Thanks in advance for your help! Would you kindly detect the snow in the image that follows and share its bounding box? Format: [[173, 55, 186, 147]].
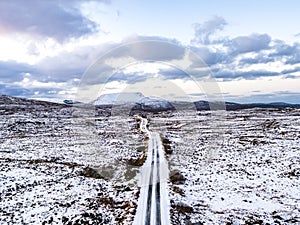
[[92, 92, 145, 105], [92, 92, 174, 111], [133, 118, 170, 225], [138, 97, 174, 110], [1, 94, 299, 224], [0, 95, 144, 224], [151, 109, 300, 224]]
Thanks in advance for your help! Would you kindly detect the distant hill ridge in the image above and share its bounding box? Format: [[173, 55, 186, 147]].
[[1, 94, 300, 111], [89, 92, 300, 110]]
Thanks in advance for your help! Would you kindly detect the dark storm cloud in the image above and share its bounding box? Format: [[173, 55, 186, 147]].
[[0, 0, 106, 42]]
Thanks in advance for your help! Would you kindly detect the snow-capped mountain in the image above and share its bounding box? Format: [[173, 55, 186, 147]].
[[134, 97, 174, 111], [92, 92, 145, 106], [91, 92, 175, 111]]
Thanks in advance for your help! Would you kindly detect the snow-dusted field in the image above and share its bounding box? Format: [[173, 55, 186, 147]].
[[151, 109, 300, 224], [1, 95, 299, 225], [0, 96, 145, 224]]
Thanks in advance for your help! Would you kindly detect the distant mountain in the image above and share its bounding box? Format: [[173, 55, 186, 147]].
[[92, 92, 175, 112], [0, 94, 62, 107], [92, 92, 145, 106], [193, 100, 300, 110], [0, 94, 66, 115], [133, 97, 175, 111], [228, 102, 300, 110], [1, 94, 299, 114], [91, 93, 300, 111]]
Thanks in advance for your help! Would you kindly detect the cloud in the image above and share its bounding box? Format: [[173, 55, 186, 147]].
[[270, 41, 299, 57], [0, 42, 119, 91], [238, 54, 274, 65], [1, 28, 300, 102], [117, 35, 185, 61], [0, 33, 296, 88], [37, 54, 89, 82], [281, 66, 300, 75], [192, 16, 227, 45], [229, 34, 271, 54], [107, 71, 150, 84], [238, 57, 263, 65], [295, 33, 300, 37], [0, 0, 106, 42], [269, 42, 300, 65], [0, 83, 62, 100], [285, 51, 300, 65], [78, 36, 188, 86], [224, 91, 300, 104], [0, 55, 86, 85], [0, 33, 298, 84], [0, 71, 79, 101], [0, 61, 35, 82], [214, 70, 279, 80], [157, 68, 188, 80], [189, 46, 226, 66]]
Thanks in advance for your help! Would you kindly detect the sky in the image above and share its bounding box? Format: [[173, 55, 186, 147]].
[[0, 0, 300, 103]]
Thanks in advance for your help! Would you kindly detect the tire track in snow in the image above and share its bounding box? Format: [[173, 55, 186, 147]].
[[133, 117, 170, 225]]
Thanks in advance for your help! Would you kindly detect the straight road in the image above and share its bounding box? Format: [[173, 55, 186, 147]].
[[133, 117, 170, 225]]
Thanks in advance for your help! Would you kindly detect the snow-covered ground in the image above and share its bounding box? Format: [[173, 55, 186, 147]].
[[1, 95, 299, 224], [151, 109, 300, 224], [0, 96, 146, 224]]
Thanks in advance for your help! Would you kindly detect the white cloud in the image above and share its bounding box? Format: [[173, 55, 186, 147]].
[[192, 16, 228, 45]]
